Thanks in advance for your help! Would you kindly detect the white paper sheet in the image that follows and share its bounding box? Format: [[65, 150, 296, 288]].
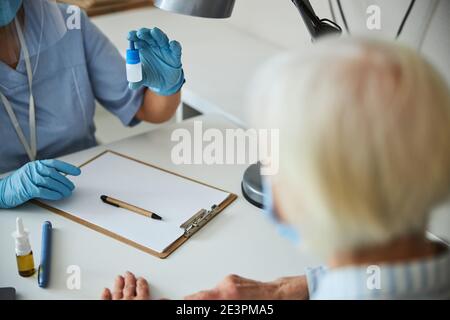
[[43, 151, 231, 253]]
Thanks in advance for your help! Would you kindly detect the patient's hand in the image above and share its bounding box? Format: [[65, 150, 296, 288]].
[[185, 274, 309, 300], [101, 272, 308, 300], [101, 271, 150, 300]]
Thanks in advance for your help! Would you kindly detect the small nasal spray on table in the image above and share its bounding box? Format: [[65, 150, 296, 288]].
[[126, 40, 142, 83], [12, 217, 35, 277]]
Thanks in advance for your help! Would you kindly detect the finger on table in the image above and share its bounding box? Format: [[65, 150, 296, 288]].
[[136, 277, 150, 300], [123, 271, 137, 299], [112, 275, 125, 300], [101, 288, 112, 300]]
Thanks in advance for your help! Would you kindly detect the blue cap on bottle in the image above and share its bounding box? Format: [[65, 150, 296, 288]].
[[126, 41, 140, 65]]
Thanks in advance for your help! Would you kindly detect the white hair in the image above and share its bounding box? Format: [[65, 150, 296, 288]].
[[250, 38, 450, 257]]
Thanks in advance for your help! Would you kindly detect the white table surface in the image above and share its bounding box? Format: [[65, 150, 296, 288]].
[[0, 115, 322, 300], [1, 115, 448, 299]]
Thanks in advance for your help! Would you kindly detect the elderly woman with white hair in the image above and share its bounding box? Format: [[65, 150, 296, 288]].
[[102, 38, 450, 300]]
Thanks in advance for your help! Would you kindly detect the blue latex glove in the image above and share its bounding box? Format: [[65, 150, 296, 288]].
[[0, 160, 81, 209], [127, 27, 185, 96]]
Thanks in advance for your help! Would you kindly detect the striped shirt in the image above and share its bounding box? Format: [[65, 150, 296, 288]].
[[306, 250, 450, 299]]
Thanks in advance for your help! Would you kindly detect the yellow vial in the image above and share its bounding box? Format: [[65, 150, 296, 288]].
[[16, 250, 35, 277], [12, 218, 36, 277]]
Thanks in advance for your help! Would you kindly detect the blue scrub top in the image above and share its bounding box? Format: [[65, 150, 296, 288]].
[[0, 0, 145, 174]]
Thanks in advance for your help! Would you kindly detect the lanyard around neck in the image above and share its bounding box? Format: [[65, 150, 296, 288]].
[[0, 17, 36, 162]]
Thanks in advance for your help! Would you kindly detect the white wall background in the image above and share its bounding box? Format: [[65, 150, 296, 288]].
[[226, 0, 450, 84]]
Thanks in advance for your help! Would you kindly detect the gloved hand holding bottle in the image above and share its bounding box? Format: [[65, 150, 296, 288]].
[[127, 27, 185, 96], [0, 160, 81, 209]]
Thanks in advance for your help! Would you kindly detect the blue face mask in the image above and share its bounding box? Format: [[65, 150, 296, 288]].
[[262, 178, 300, 245], [0, 0, 23, 27]]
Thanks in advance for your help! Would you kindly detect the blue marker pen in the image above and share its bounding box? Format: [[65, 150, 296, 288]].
[[126, 40, 142, 83], [38, 221, 52, 288]]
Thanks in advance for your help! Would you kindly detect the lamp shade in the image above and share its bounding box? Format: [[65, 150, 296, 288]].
[[153, 0, 236, 18]]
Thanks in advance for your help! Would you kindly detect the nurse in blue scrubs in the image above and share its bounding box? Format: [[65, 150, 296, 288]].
[[0, 0, 185, 208]]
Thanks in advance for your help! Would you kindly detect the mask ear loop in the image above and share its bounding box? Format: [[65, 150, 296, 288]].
[[14, 16, 36, 161]]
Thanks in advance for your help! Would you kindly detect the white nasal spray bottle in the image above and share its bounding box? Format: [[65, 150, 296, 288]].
[[12, 217, 35, 277], [126, 40, 142, 83]]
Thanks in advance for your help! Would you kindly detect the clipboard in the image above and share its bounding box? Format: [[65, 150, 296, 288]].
[[34, 150, 237, 259]]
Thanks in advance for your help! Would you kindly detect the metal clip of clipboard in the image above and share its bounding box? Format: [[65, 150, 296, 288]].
[[180, 204, 219, 238]]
